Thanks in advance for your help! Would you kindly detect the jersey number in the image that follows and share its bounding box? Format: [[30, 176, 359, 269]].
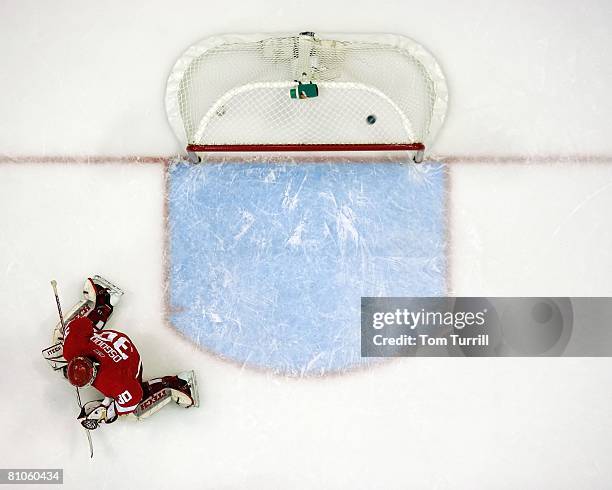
[[117, 390, 133, 404], [94, 331, 131, 360]]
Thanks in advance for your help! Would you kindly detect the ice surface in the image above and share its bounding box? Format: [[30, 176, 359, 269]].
[[2, 160, 612, 490], [1, 1, 612, 488], [167, 162, 446, 375]]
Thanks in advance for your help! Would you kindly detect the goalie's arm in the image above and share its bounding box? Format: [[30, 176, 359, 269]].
[[43, 316, 95, 374]]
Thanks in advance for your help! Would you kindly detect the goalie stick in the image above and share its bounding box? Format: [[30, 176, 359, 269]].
[[50, 280, 66, 335], [50, 280, 94, 459]]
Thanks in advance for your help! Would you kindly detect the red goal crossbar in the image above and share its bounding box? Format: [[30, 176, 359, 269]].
[[187, 143, 425, 153]]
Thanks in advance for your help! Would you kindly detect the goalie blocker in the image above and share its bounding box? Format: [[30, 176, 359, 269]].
[[42, 276, 199, 429]]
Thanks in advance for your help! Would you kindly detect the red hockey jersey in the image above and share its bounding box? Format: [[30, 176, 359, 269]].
[[63, 317, 143, 414]]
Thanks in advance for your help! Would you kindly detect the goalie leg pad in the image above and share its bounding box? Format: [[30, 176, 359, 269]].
[[151, 372, 198, 408], [84, 276, 124, 329], [51, 299, 91, 344], [50, 275, 124, 344], [134, 371, 199, 419], [133, 387, 173, 419]]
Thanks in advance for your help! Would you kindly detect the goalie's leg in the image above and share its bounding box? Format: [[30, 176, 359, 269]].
[[46, 275, 125, 374], [83, 276, 124, 329], [144, 371, 198, 408], [50, 275, 124, 344], [134, 371, 199, 419]]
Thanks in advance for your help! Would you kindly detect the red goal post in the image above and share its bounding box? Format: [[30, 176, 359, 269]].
[[166, 32, 447, 163]]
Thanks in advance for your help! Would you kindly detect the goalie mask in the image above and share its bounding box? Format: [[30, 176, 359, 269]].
[[67, 356, 97, 387]]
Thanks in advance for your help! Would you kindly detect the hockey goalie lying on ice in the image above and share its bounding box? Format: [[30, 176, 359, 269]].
[[42, 276, 199, 430]]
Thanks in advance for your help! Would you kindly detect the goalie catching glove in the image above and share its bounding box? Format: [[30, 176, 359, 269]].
[[78, 398, 118, 430]]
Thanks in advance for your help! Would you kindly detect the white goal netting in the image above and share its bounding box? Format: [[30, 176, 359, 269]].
[[165, 32, 448, 159]]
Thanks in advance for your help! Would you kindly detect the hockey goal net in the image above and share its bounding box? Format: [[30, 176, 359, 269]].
[[165, 32, 448, 163]]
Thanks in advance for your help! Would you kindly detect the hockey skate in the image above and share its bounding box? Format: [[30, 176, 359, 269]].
[[89, 275, 123, 307], [173, 370, 199, 408]]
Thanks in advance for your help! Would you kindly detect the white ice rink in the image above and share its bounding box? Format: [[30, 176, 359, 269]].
[[1, 0, 612, 488]]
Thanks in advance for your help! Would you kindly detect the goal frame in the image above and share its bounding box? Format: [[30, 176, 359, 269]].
[[166, 33, 448, 164]]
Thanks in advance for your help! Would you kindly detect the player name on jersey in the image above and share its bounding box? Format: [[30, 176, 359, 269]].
[[91, 331, 133, 363]]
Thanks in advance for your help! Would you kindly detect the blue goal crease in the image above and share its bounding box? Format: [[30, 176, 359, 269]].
[[166, 161, 447, 375]]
